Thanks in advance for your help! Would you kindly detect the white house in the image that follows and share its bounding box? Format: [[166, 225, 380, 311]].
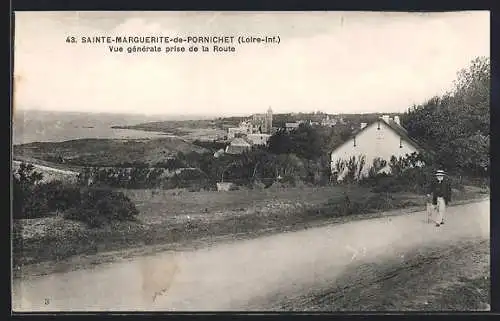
[[225, 137, 252, 154], [227, 121, 253, 139], [321, 115, 337, 127], [285, 122, 302, 131], [213, 148, 225, 158], [330, 115, 424, 181], [247, 133, 271, 146]]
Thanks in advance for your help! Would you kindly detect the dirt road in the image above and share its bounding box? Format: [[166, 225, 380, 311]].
[[12, 200, 489, 312]]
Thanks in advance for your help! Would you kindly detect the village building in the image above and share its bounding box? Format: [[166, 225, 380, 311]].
[[227, 120, 253, 139], [284, 121, 303, 131], [225, 133, 271, 155], [330, 115, 424, 181], [225, 137, 252, 155], [226, 108, 273, 139], [213, 148, 225, 158], [251, 107, 273, 134], [321, 115, 338, 127], [247, 133, 271, 146]]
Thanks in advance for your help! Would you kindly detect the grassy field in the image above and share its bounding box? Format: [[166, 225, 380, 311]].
[[13, 137, 208, 167], [12, 184, 488, 278]]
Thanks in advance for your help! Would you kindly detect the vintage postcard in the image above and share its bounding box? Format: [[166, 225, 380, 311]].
[[11, 11, 490, 312]]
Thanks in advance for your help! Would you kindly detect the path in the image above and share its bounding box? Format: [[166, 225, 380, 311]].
[[12, 200, 489, 311], [12, 160, 78, 176]]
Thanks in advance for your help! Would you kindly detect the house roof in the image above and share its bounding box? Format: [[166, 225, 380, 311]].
[[331, 118, 426, 154], [383, 120, 424, 153], [230, 137, 252, 147], [225, 144, 250, 154]]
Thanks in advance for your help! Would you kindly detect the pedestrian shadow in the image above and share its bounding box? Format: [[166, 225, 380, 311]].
[[419, 219, 437, 225]]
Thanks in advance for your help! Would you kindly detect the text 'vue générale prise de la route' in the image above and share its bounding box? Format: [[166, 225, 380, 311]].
[[66, 35, 281, 54]]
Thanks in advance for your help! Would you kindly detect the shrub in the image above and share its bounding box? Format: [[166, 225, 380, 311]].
[[192, 140, 227, 152], [13, 180, 77, 219], [12, 164, 49, 219], [64, 188, 139, 228], [325, 192, 420, 217], [20, 186, 51, 219], [36, 181, 81, 212], [368, 157, 388, 178], [155, 158, 185, 170], [12, 177, 25, 219], [332, 155, 366, 183], [166, 169, 213, 190]]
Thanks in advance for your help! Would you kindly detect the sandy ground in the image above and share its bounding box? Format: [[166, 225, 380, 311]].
[[11, 200, 489, 312], [12, 160, 79, 183]]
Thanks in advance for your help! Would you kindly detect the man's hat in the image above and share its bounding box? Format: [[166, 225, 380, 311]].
[[435, 169, 446, 176]]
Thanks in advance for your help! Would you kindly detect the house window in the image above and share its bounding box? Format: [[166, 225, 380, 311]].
[[353, 136, 356, 147]]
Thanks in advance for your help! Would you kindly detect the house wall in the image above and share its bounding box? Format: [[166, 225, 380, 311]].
[[330, 121, 420, 180], [252, 114, 269, 133], [247, 134, 270, 145], [228, 127, 251, 139], [225, 139, 252, 154]]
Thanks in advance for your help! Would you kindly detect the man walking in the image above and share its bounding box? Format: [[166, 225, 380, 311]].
[[427, 169, 452, 227]]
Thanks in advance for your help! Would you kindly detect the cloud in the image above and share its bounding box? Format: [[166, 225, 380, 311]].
[[14, 11, 490, 116]]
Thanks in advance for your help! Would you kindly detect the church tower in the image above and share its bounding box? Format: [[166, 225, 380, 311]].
[[266, 107, 273, 134]]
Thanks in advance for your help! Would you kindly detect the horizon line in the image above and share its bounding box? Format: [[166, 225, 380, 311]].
[[13, 107, 407, 118]]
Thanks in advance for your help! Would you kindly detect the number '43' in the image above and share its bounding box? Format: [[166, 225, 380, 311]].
[[66, 36, 77, 44]]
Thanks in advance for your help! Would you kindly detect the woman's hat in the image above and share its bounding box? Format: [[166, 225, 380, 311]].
[[435, 169, 446, 176]]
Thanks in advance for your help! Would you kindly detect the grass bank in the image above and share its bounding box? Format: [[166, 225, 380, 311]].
[[13, 185, 488, 278], [13, 137, 207, 167]]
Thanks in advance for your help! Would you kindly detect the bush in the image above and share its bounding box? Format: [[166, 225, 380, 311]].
[[64, 188, 139, 228], [20, 187, 51, 219], [325, 192, 420, 217], [363, 166, 434, 194], [155, 158, 185, 170], [36, 181, 81, 212], [192, 140, 227, 152], [368, 157, 388, 178], [13, 162, 140, 226], [12, 177, 25, 219], [12, 164, 51, 219]]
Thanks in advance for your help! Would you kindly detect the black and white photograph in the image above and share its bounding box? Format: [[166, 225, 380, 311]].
[[11, 11, 490, 312]]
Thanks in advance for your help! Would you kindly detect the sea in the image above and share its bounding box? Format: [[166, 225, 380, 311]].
[[12, 109, 198, 145]]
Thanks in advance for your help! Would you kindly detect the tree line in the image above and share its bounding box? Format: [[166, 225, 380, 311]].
[[401, 56, 489, 178]]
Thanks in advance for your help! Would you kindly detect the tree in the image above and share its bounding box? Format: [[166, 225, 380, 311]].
[[16, 163, 44, 187], [13, 163, 44, 219], [268, 128, 293, 155], [401, 56, 490, 176], [268, 124, 323, 160], [290, 123, 323, 160]]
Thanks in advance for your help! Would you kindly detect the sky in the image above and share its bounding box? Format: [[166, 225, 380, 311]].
[[13, 11, 490, 117]]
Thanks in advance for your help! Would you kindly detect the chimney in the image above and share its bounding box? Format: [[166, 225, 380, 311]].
[[394, 116, 401, 126], [381, 115, 390, 123], [360, 122, 367, 130]]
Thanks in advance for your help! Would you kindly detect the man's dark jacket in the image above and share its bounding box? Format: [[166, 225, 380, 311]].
[[429, 179, 452, 205]]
